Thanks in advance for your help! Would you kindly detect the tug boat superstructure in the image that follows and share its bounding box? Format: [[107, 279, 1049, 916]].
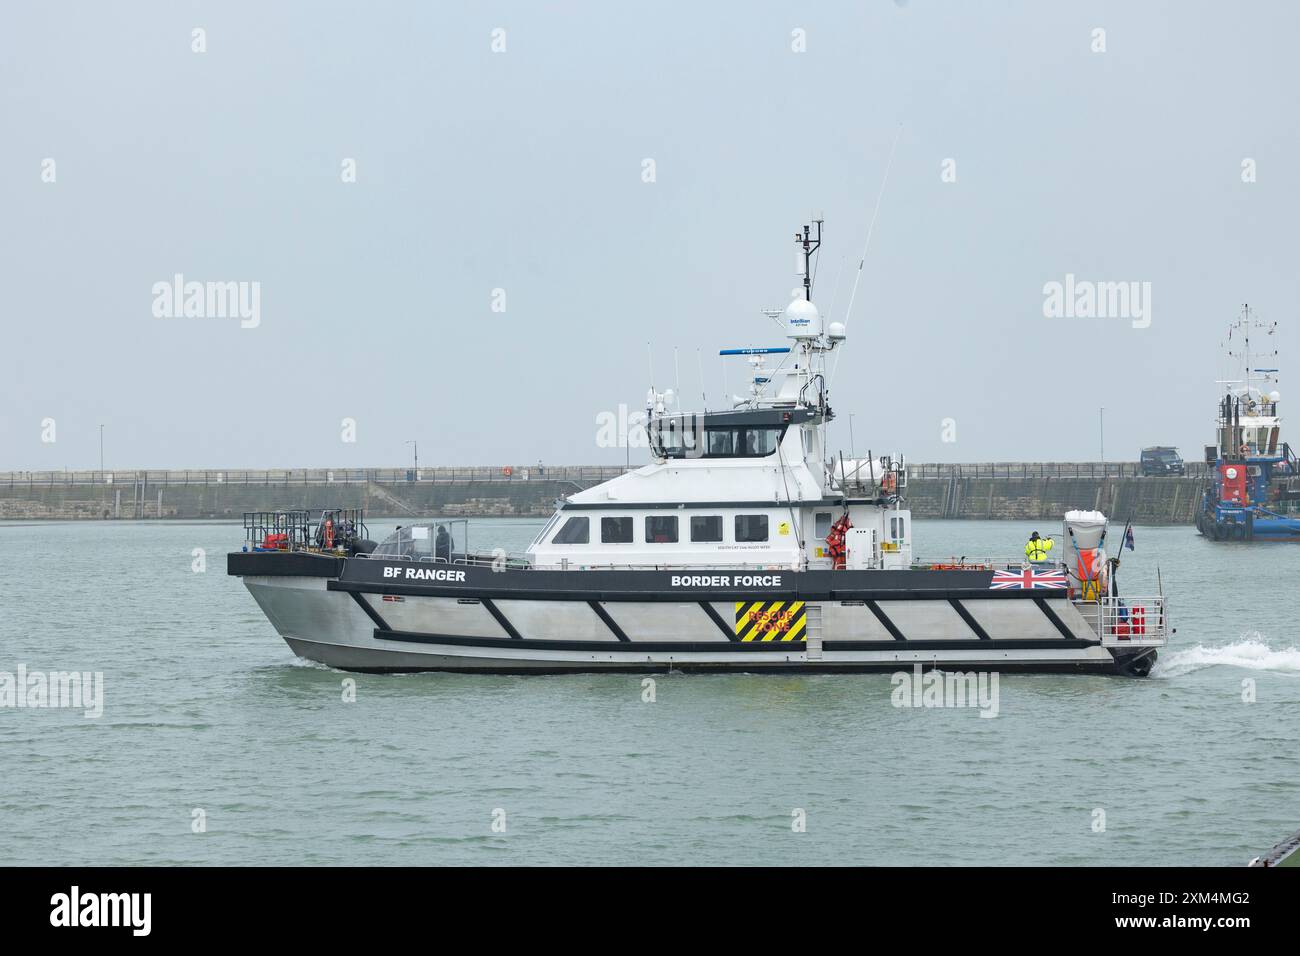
[[1195, 305, 1300, 540], [229, 221, 1168, 675]]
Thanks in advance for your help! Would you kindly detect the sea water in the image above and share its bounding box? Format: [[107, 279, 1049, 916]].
[[0, 519, 1296, 865]]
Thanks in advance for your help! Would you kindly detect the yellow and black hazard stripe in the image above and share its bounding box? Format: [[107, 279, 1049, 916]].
[[734, 600, 806, 642]]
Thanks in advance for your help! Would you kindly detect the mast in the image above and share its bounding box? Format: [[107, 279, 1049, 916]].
[[796, 219, 823, 303], [1243, 303, 1253, 394]]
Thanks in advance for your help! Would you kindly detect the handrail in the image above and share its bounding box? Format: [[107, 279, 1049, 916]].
[[904, 461, 1211, 479], [1, 461, 1218, 486], [0, 465, 638, 487], [1085, 595, 1169, 647]]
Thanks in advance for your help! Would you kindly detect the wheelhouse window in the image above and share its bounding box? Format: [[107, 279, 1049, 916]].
[[531, 512, 562, 548], [890, 516, 906, 540], [648, 417, 699, 458], [735, 514, 769, 542], [552, 516, 589, 544], [649, 415, 785, 460], [743, 428, 779, 456], [601, 516, 634, 543], [645, 515, 679, 543], [703, 427, 780, 458], [814, 512, 832, 538], [706, 429, 734, 456], [690, 515, 723, 542]]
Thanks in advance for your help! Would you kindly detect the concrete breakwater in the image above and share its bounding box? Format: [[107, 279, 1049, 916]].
[[906, 474, 1205, 524], [0, 467, 616, 521], [0, 463, 1208, 524]]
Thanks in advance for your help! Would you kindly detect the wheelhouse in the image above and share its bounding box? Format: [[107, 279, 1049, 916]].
[[647, 408, 819, 459]]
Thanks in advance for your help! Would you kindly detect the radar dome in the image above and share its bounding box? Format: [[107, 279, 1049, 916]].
[[784, 297, 822, 340], [1270, 390, 1281, 402], [827, 321, 846, 341]]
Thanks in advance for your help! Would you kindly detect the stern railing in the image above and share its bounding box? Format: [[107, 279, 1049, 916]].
[[1085, 595, 1168, 647]]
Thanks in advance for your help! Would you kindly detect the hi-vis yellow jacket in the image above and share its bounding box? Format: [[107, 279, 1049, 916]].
[[1025, 537, 1054, 561]]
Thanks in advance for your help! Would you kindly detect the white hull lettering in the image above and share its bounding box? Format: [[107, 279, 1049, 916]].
[[672, 574, 782, 588], [381, 566, 467, 582]]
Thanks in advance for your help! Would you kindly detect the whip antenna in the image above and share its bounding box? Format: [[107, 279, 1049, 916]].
[[831, 124, 903, 385]]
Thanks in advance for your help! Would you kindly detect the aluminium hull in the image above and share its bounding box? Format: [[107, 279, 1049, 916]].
[[233, 554, 1159, 676]]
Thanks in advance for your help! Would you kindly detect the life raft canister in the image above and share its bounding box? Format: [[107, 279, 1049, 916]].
[[323, 517, 335, 549]]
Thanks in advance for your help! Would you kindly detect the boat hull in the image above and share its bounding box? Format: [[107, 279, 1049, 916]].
[[1197, 507, 1300, 540], [233, 554, 1160, 676]]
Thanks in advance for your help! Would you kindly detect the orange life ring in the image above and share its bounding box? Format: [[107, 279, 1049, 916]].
[[502, 466, 513, 477], [323, 517, 335, 549]]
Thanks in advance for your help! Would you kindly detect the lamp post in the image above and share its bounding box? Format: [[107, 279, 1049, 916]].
[[99, 424, 104, 482], [405, 440, 419, 475]]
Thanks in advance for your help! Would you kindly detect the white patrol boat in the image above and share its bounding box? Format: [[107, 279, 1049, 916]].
[[229, 221, 1169, 676]]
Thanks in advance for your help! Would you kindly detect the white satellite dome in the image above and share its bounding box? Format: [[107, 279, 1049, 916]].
[[827, 321, 847, 341], [1270, 390, 1281, 403], [784, 297, 822, 340]]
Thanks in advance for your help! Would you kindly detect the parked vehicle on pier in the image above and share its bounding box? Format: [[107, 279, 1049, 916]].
[[1140, 446, 1185, 476]]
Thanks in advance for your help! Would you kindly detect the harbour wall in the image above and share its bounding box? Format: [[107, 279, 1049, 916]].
[[904, 474, 1204, 524], [0, 464, 1207, 524]]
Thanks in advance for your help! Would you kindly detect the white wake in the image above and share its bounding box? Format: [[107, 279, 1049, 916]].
[[1152, 634, 1300, 678]]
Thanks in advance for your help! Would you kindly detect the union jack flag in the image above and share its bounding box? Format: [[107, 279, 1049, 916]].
[[989, 568, 1068, 590]]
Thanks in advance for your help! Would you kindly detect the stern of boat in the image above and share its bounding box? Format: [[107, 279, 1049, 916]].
[[1073, 594, 1169, 676]]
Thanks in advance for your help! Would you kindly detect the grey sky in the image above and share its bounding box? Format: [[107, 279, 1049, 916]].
[[3, 1, 1298, 470]]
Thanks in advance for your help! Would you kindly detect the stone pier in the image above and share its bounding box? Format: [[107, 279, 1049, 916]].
[[0, 463, 1208, 524]]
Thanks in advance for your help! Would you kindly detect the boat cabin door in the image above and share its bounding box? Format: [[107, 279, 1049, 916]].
[[845, 527, 879, 570], [882, 510, 912, 569]]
